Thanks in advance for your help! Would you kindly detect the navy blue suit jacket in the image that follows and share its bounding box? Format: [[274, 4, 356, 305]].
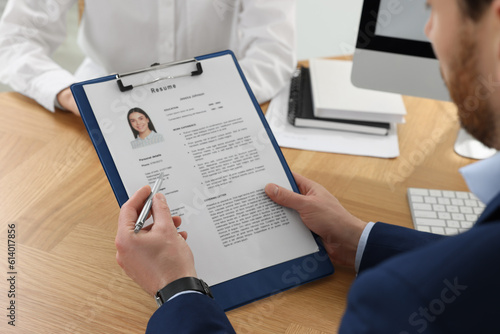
[[146, 193, 500, 333]]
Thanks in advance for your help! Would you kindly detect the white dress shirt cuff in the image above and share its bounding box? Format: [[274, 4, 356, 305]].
[[33, 70, 75, 112], [54, 95, 65, 111], [355, 222, 376, 273], [459, 152, 500, 205], [167, 290, 202, 303]]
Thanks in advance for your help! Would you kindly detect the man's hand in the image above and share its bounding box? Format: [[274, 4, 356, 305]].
[[115, 186, 197, 296], [265, 173, 367, 269], [56, 87, 80, 116]]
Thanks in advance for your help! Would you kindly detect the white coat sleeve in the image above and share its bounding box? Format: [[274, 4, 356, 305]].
[[0, 0, 78, 112], [237, 0, 297, 104]]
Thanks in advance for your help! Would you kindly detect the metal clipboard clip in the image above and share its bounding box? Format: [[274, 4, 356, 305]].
[[116, 58, 203, 92]]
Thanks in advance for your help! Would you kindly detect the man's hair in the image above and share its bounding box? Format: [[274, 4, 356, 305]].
[[460, 0, 493, 21]]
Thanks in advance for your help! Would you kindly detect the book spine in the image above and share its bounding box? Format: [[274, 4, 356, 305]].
[[287, 68, 302, 125]]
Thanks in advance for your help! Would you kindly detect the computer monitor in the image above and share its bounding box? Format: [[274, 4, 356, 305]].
[[351, 0, 496, 159], [351, 0, 449, 101]]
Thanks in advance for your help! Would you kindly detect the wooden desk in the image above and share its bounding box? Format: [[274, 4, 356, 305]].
[[0, 91, 475, 333]]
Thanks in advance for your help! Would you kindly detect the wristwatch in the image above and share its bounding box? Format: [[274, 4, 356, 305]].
[[155, 277, 213, 307]]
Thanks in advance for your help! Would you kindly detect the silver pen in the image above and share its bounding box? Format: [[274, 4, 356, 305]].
[[134, 172, 165, 233]]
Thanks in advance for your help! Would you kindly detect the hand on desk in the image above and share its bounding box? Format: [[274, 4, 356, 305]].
[[56, 87, 80, 116], [115, 186, 197, 296], [265, 173, 367, 269]]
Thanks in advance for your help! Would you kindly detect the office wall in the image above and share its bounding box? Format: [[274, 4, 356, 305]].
[[296, 0, 363, 60]]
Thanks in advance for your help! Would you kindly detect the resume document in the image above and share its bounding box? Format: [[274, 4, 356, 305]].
[[83, 55, 318, 285]]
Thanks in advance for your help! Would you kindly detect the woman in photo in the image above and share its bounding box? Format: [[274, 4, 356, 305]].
[[127, 108, 165, 149]]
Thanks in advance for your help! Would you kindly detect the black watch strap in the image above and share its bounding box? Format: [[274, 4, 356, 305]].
[[155, 277, 213, 307]]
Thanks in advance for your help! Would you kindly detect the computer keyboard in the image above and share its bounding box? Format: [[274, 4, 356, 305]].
[[407, 188, 486, 236]]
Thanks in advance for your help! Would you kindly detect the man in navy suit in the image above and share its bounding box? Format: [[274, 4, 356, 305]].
[[115, 0, 500, 332]]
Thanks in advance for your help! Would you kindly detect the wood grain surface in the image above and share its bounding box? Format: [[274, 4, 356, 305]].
[[0, 85, 475, 333]]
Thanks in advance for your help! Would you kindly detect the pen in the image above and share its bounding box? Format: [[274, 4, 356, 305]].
[[134, 172, 164, 233]]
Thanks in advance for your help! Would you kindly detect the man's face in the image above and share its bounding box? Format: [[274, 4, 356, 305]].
[[425, 0, 500, 149]]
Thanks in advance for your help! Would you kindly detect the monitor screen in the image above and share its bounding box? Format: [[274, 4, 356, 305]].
[[351, 0, 450, 101], [375, 0, 430, 43]]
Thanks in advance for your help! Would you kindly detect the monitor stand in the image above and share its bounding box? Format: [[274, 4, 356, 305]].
[[454, 128, 497, 160]]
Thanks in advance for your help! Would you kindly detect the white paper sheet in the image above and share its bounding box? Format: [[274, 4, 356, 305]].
[[265, 83, 400, 158], [83, 55, 318, 286]]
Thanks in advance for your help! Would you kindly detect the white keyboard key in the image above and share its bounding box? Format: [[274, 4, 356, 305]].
[[459, 206, 473, 214], [413, 203, 433, 211], [411, 195, 424, 203], [452, 213, 465, 221], [417, 226, 431, 232], [461, 221, 473, 229], [445, 227, 460, 235], [451, 198, 465, 206], [416, 218, 446, 227], [438, 212, 452, 220], [442, 191, 456, 198], [424, 196, 437, 204], [447, 220, 460, 228], [414, 210, 438, 219], [456, 192, 469, 199], [429, 190, 442, 197], [409, 188, 429, 196], [465, 214, 478, 222], [446, 205, 459, 213], [438, 197, 451, 205], [433, 204, 446, 212], [469, 193, 479, 200], [431, 226, 446, 235], [473, 207, 484, 215], [464, 199, 478, 207]]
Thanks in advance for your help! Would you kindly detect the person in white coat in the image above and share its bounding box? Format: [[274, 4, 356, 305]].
[[0, 0, 296, 115]]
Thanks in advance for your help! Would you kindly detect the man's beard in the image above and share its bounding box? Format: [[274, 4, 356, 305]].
[[445, 27, 499, 149]]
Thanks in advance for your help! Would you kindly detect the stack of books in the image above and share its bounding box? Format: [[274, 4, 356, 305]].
[[288, 59, 406, 136]]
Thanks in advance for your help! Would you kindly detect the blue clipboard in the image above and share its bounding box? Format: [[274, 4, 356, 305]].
[[71, 50, 334, 311]]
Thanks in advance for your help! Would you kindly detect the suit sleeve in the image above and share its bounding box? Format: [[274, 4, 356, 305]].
[[340, 222, 500, 333], [358, 222, 444, 273], [146, 293, 236, 334]]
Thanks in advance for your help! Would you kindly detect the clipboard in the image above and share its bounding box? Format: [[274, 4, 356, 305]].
[[71, 50, 334, 311]]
